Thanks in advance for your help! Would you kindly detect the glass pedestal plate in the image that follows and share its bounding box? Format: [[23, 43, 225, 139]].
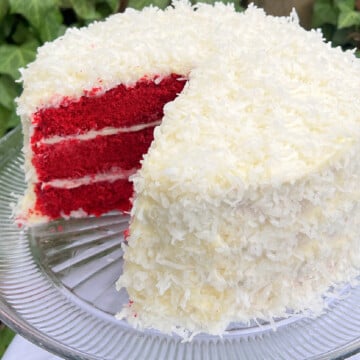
[[1, 127, 360, 360]]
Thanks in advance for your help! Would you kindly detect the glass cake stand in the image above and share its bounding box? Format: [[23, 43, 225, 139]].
[[1, 126, 360, 360]]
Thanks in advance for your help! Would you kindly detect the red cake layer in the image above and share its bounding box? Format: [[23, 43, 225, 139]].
[[29, 74, 188, 221], [31, 74, 186, 142], [32, 127, 155, 182], [34, 179, 133, 219]]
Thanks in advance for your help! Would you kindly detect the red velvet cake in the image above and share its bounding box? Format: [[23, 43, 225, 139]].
[[19, 74, 186, 223], [15, 0, 360, 339]]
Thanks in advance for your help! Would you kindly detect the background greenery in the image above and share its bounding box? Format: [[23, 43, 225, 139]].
[[0, 0, 359, 357], [0, 325, 15, 357], [312, 0, 360, 53]]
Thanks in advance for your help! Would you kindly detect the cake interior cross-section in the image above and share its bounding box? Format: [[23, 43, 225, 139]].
[[25, 74, 186, 222]]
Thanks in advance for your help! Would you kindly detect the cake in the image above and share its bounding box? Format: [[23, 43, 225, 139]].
[[18, 74, 185, 223], [16, 1, 360, 337]]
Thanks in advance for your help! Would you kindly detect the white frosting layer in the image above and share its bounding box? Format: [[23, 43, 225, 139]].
[[17, 0, 360, 336], [42, 168, 136, 189], [40, 121, 161, 145]]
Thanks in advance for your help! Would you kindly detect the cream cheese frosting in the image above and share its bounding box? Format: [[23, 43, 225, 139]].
[[42, 168, 137, 190], [39, 121, 161, 145]]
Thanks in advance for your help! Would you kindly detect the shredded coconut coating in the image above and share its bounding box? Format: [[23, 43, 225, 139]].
[[115, 4, 360, 336], [16, 0, 360, 335]]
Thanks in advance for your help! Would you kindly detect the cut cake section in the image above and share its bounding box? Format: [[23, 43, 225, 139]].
[[16, 1, 232, 225], [18, 74, 186, 224]]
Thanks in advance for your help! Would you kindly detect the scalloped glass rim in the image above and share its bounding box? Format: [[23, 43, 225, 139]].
[[0, 126, 360, 360]]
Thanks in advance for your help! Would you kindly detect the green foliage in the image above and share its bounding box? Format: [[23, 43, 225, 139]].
[[69, 0, 105, 21], [0, 325, 16, 357], [0, 41, 39, 79], [0, 0, 122, 137], [127, 0, 169, 10], [312, 0, 360, 54], [0, 2, 9, 23]]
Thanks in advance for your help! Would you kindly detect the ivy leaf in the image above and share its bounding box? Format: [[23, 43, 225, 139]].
[[0, 107, 20, 135], [0, 105, 13, 137], [334, 0, 355, 12], [58, 0, 72, 7], [312, 0, 339, 27], [0, 0, 9, 22], [9, 0, 63, 43], [0, 75, 19, 110], [96, 2, 114, 18], [0, 14, 17, 41], [127, 0, 170, 10], [0, 40, 39, 80], [9, 0, 58, 29], [12, 20, 36, 44], [338, 10, 360, 28], [6, 109, 20, 128], [103, 0, 121, 12], [39, 9, 65, 42], [70, 0, 101, 20]]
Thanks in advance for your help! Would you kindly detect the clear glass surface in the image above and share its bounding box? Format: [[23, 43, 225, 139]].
[[1, 127, 360, 359]]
